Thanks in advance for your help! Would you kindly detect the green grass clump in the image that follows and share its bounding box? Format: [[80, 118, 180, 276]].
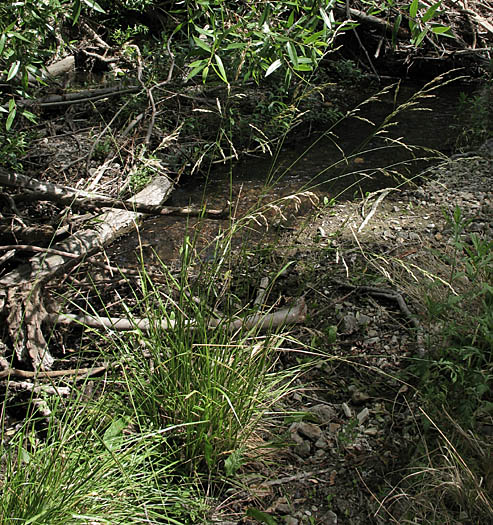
[[0, 393, 201, 524], [105, 238, 292, 477]]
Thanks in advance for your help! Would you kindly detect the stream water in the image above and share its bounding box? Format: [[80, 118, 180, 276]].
[[112, 81, 466, 266]]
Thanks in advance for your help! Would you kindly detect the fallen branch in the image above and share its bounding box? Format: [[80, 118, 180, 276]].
[[50, 297, 307, 333], [2, 170, 227, 218], [333, 279, 418, 329], [14, 84, 140, 109], [0, 365, 107, 380]]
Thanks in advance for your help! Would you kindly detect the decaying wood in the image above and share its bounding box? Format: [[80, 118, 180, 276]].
[[50, 296, 307, 333], [0, 176, 173, 370], [2, 170, 227, 218]]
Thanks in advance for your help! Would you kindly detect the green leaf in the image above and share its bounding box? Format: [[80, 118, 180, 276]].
[[72, 0, 82, 23], [319, 7, 334, 30], [0, 34, 6, 56], [259, 3, 270, 27], [193, 35, 212, 53], [186, 59, 207, 80], [431, 24, 453, 36], [214, 54, 228, 83], [6, 99, 16, 131], [202, 65, 209, 83], [392, 14, 402, 49], [245, 508, 278, 525], [414, 28, 428, 46], [82, 0, 106, 13], [7, 31, 31, 43], [409, 0, 419, 19], [7, 60, 20, 81], [423, 1, 442, 23], [265, 58, 281, 77], [286, 41, 298, 68], [21, 109, 37, 123]]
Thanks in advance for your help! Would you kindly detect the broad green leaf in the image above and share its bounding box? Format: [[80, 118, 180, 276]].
[[304, 30, 326, 45], [214, 54, 228, 83], [423, 1, 442, 23], [194, 25, 214, 37], [259, 3, 270, 26], [265, 58, 281, 77], [225, 42, 247, 50], [7, 60, 20, 81], [286, 41, 298, 68], [414, 28, 428, 46], [287, 10, 294, 27], [293, 63, 313, 71], [7, 31, 31, 43], [409, 0, 419, 19], [431, 24, 453, 36], [193, 36, 212, 53], [103, 416, 130, 451], [82, 0, 106, 13]]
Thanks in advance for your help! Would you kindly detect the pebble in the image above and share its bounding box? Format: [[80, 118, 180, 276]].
[[357, 407, 370, 424], [342, 402, 352, 418]]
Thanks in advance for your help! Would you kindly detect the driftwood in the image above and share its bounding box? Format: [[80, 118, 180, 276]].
[[50, 296, 307, 334], [1, 170, 227, 218], [0, 176, 173, 370]]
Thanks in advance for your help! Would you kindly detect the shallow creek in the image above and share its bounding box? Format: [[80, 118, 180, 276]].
[[112, 82, 465, 266]]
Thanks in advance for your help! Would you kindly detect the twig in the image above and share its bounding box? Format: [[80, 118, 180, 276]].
[[332, 279, 420, 330], [358, 188, 396, 232], [0, 365, 107, 380], [0, 244, 80, 259]]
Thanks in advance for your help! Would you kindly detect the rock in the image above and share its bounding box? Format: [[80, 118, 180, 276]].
[[309, 403, 337, 424], [342, 313, 359, 334], [291, 421, 322, 441], [320, 510, 338, 524], [342, 402, 352, 418], [357, 407, 370, 424], [328, 422, 341, 435], [284, 517, 299, 525], [296, 439, 311, 458]]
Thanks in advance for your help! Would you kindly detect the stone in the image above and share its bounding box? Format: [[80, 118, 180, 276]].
[[292, 421, 322, 441], [309, 403, 337, 424], [357, 407, 370, 424]]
